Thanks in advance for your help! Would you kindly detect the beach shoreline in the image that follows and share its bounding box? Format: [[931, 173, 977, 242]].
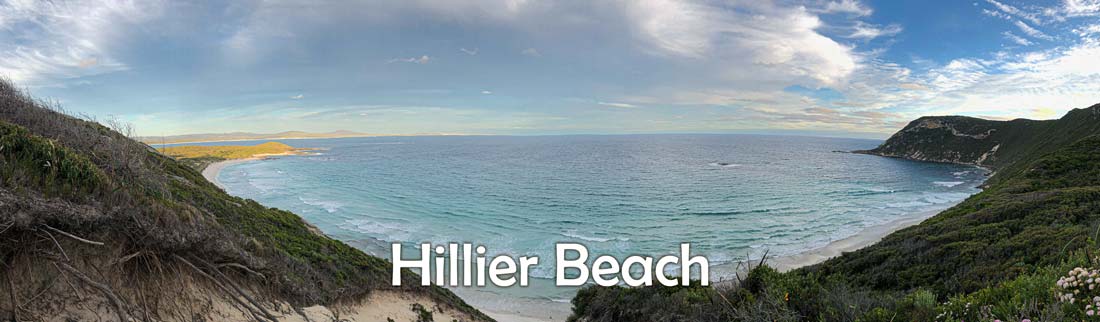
[[202, 158, 258, 189], [201, 152, 303, 189], [768, 208, 945, 272]]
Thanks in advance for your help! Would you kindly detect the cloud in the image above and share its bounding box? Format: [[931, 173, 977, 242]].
[[985, 0, 1043, 25], [1062, 0, 1100, 17], [623, 1, 859, 86], [1014, 20, 1053, 40], [520, 48, 540, 57], [290, 94, 305, 100], [982, 8, 1012, 19], [388, 55, 432, 64], [822, 0, 873, 16], [1002, 31, 1034, 45], [1075, 24, 1100, 36], [27, 0, 1100, 136], [855, 42, 1100, 121], [740, 106, 905, 132], [598, 101, 638, 108], [0, 0, 164, 85], [848, 22, 902, 39]]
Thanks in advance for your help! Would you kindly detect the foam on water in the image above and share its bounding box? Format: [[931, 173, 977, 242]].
[[559, 231, 630, 243], [298, 196, 342, 213], [933, 181, 965, 187]]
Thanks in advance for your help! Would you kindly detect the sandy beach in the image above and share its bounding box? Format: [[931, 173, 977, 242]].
[[768, 208, 943, 272], [202, 158, 257, 189], [202, 150, 303, 187]]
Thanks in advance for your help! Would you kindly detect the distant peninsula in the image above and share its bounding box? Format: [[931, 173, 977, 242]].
[[138, 130, 470, 145]]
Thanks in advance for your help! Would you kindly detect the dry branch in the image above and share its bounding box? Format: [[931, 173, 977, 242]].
[[40, 229, 70, 262], [217, 262, 266, 280], [113, 251, 145, 266], [42, 225, 104, 246]]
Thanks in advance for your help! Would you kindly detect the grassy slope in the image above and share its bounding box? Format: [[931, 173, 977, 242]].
[[0, 82, 489, 320], [569, 104, 1100, 322]]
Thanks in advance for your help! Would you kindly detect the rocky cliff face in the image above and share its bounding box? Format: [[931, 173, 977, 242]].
[[854, 116, 1016, 167], [856, 103, 1100, 174]]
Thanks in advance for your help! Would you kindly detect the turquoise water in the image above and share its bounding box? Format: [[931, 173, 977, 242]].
[[212, 134, 984, 310]]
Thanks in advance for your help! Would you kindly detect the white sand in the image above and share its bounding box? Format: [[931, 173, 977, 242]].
[[201, 152, 302, 189], [768, 208, 942, 272], [202, 158, 259, 189]]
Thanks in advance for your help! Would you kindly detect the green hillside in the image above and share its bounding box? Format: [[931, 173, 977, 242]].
[[0, 81, 489, 320], [569, 103, 1100, 322]]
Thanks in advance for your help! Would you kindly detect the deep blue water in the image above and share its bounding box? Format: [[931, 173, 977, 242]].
[[209, 134, 985, 307]]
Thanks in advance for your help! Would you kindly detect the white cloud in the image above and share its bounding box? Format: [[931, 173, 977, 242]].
[[846, 42, 1100, 122], [1074, 23, 1100, 36], [849, 22, 902, 39], [1062, 0, 1100, 17], [822, 0, 873, 16], [624, 1, 859, 86], [598, 101, 638, 108], [625, 0, 713, 57], [388, 55, 432, 64], [481, 90, 492, 94], [291, 94, 305, 99], [982, 8, 1012, 19], [1014, 20, 1053, 40], [985, 0, 1043, 25], [460, 48, 478, 55], [1002, 31, 1034, 45]]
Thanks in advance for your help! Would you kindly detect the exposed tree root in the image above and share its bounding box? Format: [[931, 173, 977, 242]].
[[55, 261, 130, 322], [173, 254, 275, 322], [199, 258, 278, 321]]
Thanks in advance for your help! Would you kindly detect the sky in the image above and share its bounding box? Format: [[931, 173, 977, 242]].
[[1, 0, 1099, 138]]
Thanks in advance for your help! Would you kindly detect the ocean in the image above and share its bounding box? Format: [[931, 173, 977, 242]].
[[208, 134, 985, 317]]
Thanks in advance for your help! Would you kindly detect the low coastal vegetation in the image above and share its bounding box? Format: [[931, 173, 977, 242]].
[[569, 103, 1100, 322], [159, 141, 303, 160], [0, 80, 490, 320], [158, 141, 308, 171]]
